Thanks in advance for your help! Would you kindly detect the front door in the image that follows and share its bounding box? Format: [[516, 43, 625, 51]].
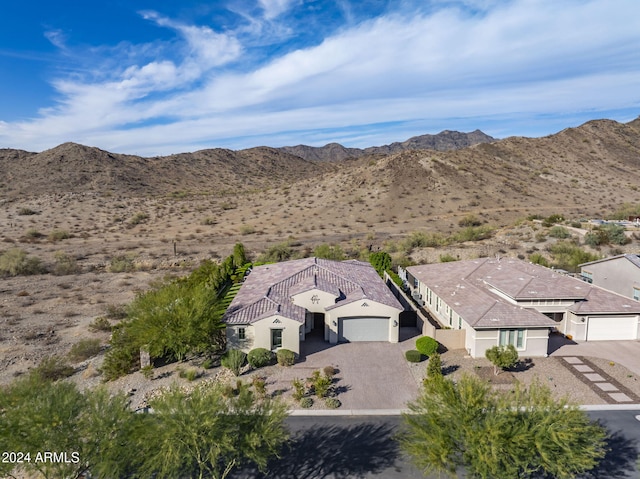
[[271, 329, 283, 349]]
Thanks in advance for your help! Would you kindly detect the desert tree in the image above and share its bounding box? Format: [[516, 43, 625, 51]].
[[485, 344, 518, 375], [136, 381, 288, 479], [399, 374, 607, 479]]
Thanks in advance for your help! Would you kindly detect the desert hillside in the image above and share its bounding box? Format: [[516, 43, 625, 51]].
[[1, 118, 640, 384]]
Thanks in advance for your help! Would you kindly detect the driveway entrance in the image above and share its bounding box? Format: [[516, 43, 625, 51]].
[[292, 328, 421, 409]]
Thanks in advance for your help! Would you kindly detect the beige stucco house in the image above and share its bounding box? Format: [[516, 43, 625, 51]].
[[405, 257, 640, 358], [580, 254, 640, 301], [223, 257, 404, 354]]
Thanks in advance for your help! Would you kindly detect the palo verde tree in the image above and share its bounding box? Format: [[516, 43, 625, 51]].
[[400, 374, 607, 479], [135, 381, 288, 479]]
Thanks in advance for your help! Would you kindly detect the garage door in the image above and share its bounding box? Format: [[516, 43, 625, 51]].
[[587, 316, 638, 341], [338, 316, 389, 342]]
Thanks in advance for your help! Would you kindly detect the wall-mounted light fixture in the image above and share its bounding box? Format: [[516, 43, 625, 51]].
[[393, 320, 398, 327], [332, 320, 337, 326]]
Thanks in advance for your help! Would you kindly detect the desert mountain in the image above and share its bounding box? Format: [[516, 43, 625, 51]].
[[279, 129, 495, 161], [0, 142, 331, 197]]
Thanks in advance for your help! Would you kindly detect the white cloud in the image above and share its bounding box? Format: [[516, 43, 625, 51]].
[[258, 0, 298, 20], [1, 0, 639, 155]]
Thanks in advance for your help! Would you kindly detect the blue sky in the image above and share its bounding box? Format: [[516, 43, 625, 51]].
[[1, 0, 639, 156]]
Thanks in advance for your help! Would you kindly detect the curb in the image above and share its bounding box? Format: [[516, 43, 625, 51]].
[[288, 405, 640, 416]]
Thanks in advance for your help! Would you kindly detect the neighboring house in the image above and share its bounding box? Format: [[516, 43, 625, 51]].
[[223, 257, 404, 354], [406, 257, 640, 358], [579, 254, 640, 301]]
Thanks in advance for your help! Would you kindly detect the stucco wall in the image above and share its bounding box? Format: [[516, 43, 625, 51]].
[[582, 258, 640, 299], [226, 324, 255, 352], [326, 299, 401, 343], [470, 328, 550, 358], [291, 288, 339, 313], [252, 315, 302, 355]]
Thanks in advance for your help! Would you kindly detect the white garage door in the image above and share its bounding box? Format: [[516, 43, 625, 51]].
[[338, 316, 389, 342], [587, 316, 638, 341]]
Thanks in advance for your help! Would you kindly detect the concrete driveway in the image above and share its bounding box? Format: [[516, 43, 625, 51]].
[[282, 328, 421, 410], [549, 334, 640, 376]]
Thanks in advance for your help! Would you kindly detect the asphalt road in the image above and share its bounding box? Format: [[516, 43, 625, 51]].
[[231, 410, 640, 479]]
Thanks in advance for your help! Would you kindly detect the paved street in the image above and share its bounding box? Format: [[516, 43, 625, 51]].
[[231, 410, 640, 479]]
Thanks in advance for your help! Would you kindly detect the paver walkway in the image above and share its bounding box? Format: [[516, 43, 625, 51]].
[[560, 356, 640, 404]]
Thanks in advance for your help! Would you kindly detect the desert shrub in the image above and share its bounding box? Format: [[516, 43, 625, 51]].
[[89, 317, 112, 332], [52, 251, 81, 275], [17, 207, 37, 215], [69, 339, 101, 362], [276, 349, 295, 366], [601, 223, 631, 245], [109, 255, 136, 273], [369, 251, 392, 277], [451, 225, 494, 243], [292, 378, 306, 401], [401, 231, 445, 252], [405, 350, 422, 363], [416, 336, 438, 356], [542, 214, 564, 227], [548, 241, 600, 272], [129, 212, 149, 226], [247, 348, 274, 368], [48, 229, 71, 242], [140, 365, 154, 379], [570, 221, 583, 228], [313, 243, 345, 261], [105, 303, 128, 320], [549, 226, 571, 239], [528, 253, 549, 267], [179, 368, 202, 381], [426, 352, 443, 379], [439, 254, 458, 263], [311, 373, 332, 398], [458, 214, 482, 227], [252, 376, 267, 397], [325, 398, 341, 409], [201, 217, 217, 226], [25, 228, 44, 240], [300, 397, 313, 408], [323, 365, 337, 378], [0, 248, 46, 276], [221, 349, 247, 376], [101, 325, 140, 381], [32, 356, 75, 381], [258, 242, 293, 263], [485, 344, 519, 375]]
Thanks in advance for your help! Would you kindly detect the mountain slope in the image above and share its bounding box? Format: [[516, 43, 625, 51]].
[[280, 129, 495, 161]]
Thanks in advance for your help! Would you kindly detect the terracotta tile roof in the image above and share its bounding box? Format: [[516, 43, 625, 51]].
[[408, 257, 640, 328], [223, 257, 402, 325]]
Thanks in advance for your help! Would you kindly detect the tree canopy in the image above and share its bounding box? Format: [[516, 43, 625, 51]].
[[400, 374, 607, 479]]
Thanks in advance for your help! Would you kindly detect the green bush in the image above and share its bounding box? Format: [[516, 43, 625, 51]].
[[221, 349, 247, 376], [52, 251, 80, 275], [179, 368, 202, 381], [439, 254, 458, 263], [548, 241, 600, 272], [129, 212, 149, 226], [101, 324, 140, 381], [300, 397, 313, 408], [325, 398, 341, 409], [247, 348, 274, 368], [48, 229, 71, 242], [252, 376, 267, 397], [311, 373, 332, 398], [69, 339, 101, 361], [31, 356, 75, 381], [89, 317, 112, 332], [0, 248, 46, 276], [17, 207, 37, 215], [451, 225, 494, 243], [405, 350, 422, 363], [458, 214, 481, 227], [109, 255, 136, 273], [528, 253, 549, 267], [542, 214, 564, 227], [276, 349, 295, 366], [292, 378, 306, 401], [426, 352, 443, 379], [549, 226, 571, 239], [416, 336, 439, 356], [485, 344, 519, 375]]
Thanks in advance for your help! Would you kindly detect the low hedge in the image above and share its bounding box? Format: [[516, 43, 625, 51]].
[[416, 336, 438, 356], [405, 350, 422, 363], [276, 348, 295, 366], [247, 348, 274, 368]]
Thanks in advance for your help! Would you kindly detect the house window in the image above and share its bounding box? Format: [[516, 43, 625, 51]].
[[271, 329, 283, 349], [238, 327, 246, 340], [581, 271, 593, 283], [449, 308, 453, 326], [634, 288, 640, 301], [499, 329, 525, 349], [458, 316, 462, 329]]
